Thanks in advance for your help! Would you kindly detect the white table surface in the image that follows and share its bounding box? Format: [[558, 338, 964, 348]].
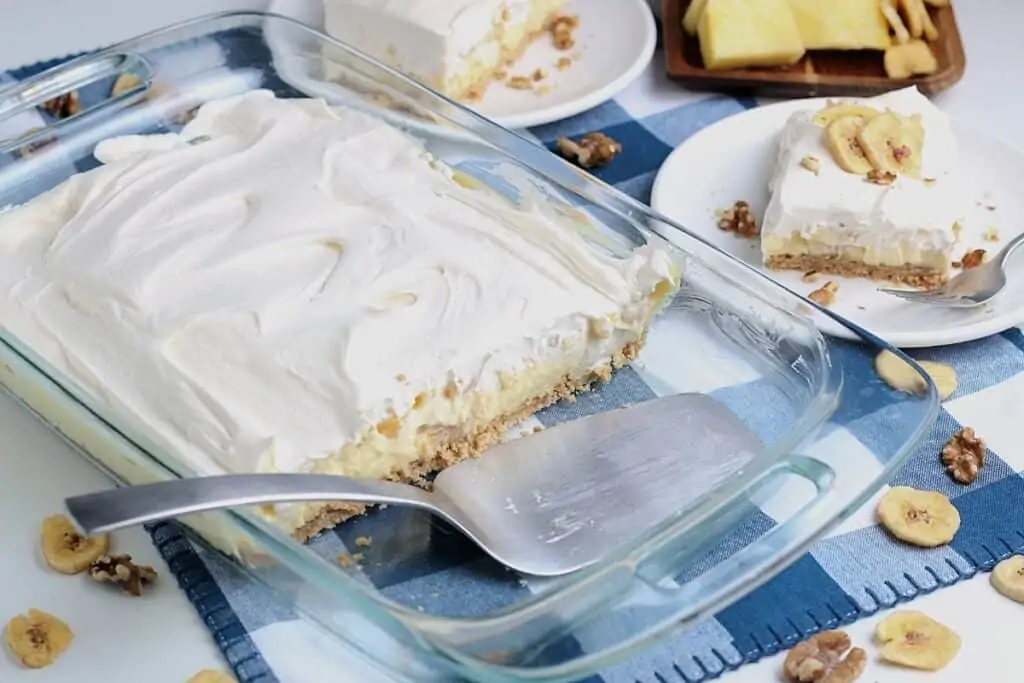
[[0, 1, 1021, 682]]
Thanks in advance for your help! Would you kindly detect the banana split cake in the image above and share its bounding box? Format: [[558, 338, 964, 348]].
[[0, 91, 680, 540], [322, 0, 568, 101], [761, 87, 967, 288]]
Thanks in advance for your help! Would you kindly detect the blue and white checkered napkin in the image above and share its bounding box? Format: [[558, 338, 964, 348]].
[[5, 26, 1024, 683]]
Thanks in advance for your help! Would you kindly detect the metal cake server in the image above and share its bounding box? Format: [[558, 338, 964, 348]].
[[64, 393, 762, 576], [877, 230, 1024, 308]]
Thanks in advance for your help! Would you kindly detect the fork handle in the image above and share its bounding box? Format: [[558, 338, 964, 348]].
[[994, 230, 1024, 268], [64, 474, 437, 535]]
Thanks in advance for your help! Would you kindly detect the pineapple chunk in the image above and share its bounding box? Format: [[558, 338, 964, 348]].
[[698, 0, 805, 71], [787, 0, 892, 50], [683, 0, 711, 35]]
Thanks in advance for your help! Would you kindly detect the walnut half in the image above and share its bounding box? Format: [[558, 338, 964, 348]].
[[555, 132, 622, 169], [40, 91, 80, 119], [941, 427, 985, 484], [783, 630, 866, 682], [89, 554, 158, 596]]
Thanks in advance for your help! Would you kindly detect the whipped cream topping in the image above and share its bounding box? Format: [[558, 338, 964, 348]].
[[323, 0, 555, 91], [0, 90, 676, 477], [762, 87, 967, 268]]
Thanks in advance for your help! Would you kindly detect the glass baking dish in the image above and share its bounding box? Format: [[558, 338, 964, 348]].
[[0, 11, 939, 683]]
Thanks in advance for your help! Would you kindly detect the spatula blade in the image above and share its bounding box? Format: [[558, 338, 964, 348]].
[[434, 392, 763, 575]]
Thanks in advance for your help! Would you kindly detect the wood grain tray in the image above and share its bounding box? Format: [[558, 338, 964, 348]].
[[661, 0, 966, 98]]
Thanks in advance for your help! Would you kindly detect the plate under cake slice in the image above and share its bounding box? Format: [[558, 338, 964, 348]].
[[0, 90, 680, 540], [761, 86, 968, 289], [322, 0, 570, 101]]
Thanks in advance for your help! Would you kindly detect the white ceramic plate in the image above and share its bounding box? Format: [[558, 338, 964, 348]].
[[650, 98, 1024, 349], [267, 0, 657, 130]]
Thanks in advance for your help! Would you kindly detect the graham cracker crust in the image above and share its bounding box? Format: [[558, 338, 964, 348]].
[[766, 253, 946, 289], [291, 339, 642, 542]]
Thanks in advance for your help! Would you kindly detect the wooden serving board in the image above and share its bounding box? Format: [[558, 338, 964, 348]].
[[661, 0, 966, 98]]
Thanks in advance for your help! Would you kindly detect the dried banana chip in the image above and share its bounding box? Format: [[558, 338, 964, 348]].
[[875, 350, 957, 401], [990, 555, 1024, 603], [3, 609, 73, 669], [40, 513, 110, 574], [877, 486, 960, 547], [188, 669, 238, 683], [875, 610, 961, 671], [825, 116, 874, 174], [857, 112, 925, 177]]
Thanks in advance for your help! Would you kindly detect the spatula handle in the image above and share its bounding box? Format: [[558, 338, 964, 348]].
[[64, 473, 437, 535]]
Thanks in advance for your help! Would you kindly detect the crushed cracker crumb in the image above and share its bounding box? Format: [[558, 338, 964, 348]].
[[507, 75, 533, 90], [550, 15, 579, 50], [808, 281, 839, 307]]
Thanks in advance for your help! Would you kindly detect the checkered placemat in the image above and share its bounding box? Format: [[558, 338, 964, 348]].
[[3, 23, 1024, 683]]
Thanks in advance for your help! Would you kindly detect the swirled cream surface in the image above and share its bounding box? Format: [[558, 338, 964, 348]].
[[762, 87, 967, 269], [0, 90, 677, 478]]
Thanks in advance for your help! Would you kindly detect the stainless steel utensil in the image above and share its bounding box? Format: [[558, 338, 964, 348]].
[[64, 392, 762, 576], [877, 231, 1024, 308]]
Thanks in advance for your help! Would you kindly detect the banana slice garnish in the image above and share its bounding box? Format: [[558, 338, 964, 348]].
[[877, 486, 961, 547], [875, 610, 961, 671]]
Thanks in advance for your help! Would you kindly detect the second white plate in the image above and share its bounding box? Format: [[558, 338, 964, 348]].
[[268, 0, 656, 130], [650, 98, 1024, 349]]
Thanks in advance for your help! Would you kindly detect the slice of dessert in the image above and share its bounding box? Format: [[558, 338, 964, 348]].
[[322, 0, 569, 101], [761, 87, 966, 289], [0, 91, 680, 540]]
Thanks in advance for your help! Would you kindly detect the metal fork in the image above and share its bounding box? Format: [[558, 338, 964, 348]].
[[877, 231, 1024, 308]]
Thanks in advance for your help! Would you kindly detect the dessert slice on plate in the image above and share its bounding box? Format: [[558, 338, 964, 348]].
[[761, 86, 967, 289], [0, 90, 680, 540], [322, 0, 569, 101]]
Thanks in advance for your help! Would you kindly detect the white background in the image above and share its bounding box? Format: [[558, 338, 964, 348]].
[[0, 1, 1021, 682]]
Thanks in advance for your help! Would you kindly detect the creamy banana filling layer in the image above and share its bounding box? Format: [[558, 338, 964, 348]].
[[323, 0, 567, 99], [762, 87, 967, 282], [0, 91, 680, 533]]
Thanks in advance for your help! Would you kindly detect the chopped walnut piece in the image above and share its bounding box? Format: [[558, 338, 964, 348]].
[[959, 248, 986, 270], [507, 75, 533, 90], [714, 200, 758, 238], [550, 15, 579, 50], [783, 630, 866, 682], [354, 536, 372, 547], [89, 554, 158, 596], [494, 68, 508, 80], [40, 91, 80, 119], [337, 553, 355, 568], [808, 281, 839, 307], [555, 132, 622, 169], [983, 227, 1000, 242], [555, 56, 573, 70], [531, 68, 546, 82], [941, 427, 985, 484], [866, 169, 897, 185], [800, 155, 821, 175]]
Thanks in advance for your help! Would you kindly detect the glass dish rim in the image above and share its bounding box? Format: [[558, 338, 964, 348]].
[[0, 10, 942, 680]]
